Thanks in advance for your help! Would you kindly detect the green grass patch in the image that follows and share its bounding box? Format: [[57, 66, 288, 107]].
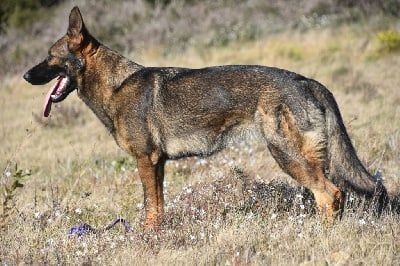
[[370, 29, 400, 59], [377, 30, 400, 52], [277, 44, 304, 61]]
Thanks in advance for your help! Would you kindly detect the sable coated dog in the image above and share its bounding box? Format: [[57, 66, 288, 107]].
[[24, 7, 387, 229]]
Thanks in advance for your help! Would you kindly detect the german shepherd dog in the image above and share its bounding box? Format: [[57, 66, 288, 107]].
[[24, 7, 387, 229]]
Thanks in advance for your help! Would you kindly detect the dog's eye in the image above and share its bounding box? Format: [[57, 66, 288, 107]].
[[47, 55, 57, 62]]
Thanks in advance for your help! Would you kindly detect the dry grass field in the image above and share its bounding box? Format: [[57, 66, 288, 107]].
[[1, 0, 400, 265]]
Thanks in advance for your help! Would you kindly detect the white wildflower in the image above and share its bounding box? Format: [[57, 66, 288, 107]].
[[296, 194, 303, 199], [75, 208, 82, 214], [246, 212, 254, 219]]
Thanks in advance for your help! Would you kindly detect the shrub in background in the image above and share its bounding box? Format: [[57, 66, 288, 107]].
[[377, 30, 400, 53]]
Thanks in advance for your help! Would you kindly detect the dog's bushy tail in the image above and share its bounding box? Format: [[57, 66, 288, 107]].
[[310, 80, 388, 211]]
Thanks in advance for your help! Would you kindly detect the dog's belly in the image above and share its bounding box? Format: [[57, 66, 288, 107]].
[[165, 133, 222, 158], [163, 123, 261, 159]]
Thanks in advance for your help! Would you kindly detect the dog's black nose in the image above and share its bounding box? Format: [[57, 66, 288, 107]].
[[23, 72, 30, 81]]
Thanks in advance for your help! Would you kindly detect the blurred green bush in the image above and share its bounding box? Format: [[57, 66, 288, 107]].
[[0, 0, 62, 33], [377, 30, 400, 53]]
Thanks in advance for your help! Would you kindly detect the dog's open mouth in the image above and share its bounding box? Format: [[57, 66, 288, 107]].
[[43, 76, 72, 117]]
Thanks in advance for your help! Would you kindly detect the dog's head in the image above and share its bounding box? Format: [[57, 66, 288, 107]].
[[23, 6, 97, 117]]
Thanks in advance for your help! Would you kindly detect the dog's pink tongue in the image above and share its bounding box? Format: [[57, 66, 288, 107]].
[[43, 77, 63, 117]]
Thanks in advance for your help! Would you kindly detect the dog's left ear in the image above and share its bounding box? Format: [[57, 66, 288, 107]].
[[67, 6, 87, 50]]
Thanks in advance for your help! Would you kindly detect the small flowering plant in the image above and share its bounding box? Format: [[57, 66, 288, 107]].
[[1, 163, 31, 230]]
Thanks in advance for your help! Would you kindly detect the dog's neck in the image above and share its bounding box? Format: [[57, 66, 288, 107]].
[[77, 44, 143, 135], [87, 45, 142, 90]]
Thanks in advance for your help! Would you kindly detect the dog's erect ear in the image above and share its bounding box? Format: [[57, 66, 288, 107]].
[[67, 6, 86, 49]]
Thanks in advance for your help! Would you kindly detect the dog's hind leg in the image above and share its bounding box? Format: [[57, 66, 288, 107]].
[[137, 154, 166, 230], [257, 103, 343, 222]]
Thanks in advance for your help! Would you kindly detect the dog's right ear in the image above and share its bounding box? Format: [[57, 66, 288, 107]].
[[67, 6, 86, 50]]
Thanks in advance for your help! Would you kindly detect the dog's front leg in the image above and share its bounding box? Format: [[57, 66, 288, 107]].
[[137, 154, 166, 230]]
